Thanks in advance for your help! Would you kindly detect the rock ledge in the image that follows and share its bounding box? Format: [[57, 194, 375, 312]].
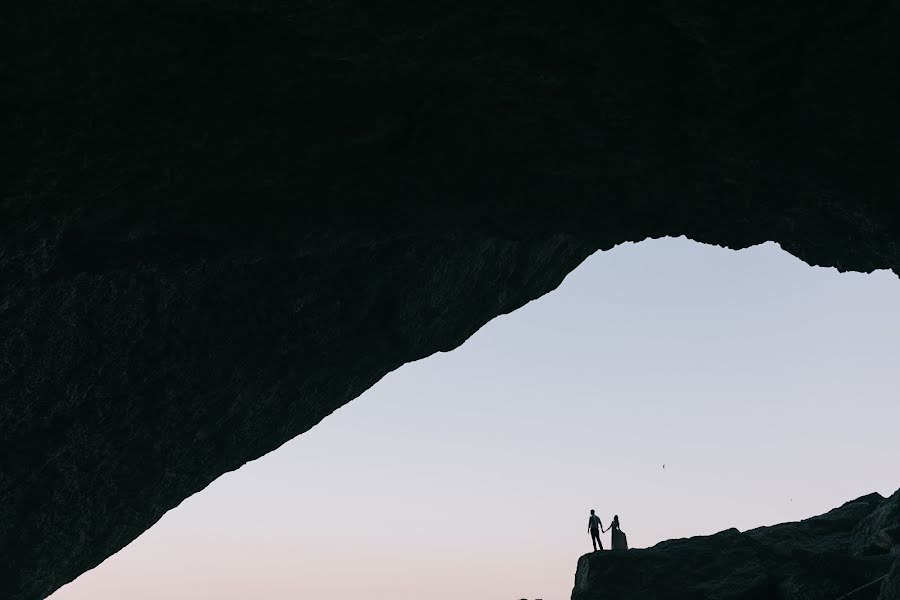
[[573, 490, 900, 600]]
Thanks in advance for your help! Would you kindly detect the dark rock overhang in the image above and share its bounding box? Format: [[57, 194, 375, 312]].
[[2, 1, 899, 598]]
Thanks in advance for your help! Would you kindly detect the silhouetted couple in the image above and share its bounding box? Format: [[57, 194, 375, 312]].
[[587, 510, 628, 551]]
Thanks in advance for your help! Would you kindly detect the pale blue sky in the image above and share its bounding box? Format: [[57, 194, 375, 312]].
[[50, 238, 900, 600]]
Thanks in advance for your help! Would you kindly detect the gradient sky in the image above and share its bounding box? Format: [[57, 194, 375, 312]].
[[49, 238, 900, 600]]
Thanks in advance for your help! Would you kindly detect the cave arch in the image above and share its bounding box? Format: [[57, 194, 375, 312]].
[[3, 1, 900, 598], [43, 239, 900, 600]]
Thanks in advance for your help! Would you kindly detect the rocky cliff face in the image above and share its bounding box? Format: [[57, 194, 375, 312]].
[[3, 1, 900, 599], [572, 489, 900, 600]]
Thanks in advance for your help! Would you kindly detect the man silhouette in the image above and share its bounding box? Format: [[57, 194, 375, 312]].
[[588, 509, 604, 551]]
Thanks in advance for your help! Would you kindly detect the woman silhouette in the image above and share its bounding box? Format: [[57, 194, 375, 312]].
[[606, 515, 628, 550]]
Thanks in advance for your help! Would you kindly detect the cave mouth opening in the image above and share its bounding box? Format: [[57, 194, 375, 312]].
[[47, 237, 900, 600]]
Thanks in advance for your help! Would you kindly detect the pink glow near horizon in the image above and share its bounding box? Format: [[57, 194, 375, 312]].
[[49, 238, 900, 600]]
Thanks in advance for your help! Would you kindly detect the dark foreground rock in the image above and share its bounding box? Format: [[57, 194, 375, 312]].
[[880, 559, 900, 600], [572, 489, 900, 600], [854, 487, 900, 558]]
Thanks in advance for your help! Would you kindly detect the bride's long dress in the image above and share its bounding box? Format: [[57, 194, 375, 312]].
[[611, 521, 628, 550]]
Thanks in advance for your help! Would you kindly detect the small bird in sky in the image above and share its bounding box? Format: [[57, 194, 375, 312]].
[[662, 464, 666, 470]]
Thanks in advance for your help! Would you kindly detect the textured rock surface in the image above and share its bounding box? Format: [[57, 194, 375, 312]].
[[854, 488, 900, 557], [880, 558, 900, 600], [572, 491, 899, 600], [3, 1, 900, 599]]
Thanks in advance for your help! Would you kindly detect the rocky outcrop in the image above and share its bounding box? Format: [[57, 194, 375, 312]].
[[572, 490, 900, 600], [880, 559, 900, 600], [3, 1, 900, 598], [853, 486, 900, 557]]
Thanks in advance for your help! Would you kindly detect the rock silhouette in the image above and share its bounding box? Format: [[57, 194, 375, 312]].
[[4, 1, 900, 598], [879, 560, 900, 600], [572, 489, 900, 600], [852, 487, 900, 558]]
